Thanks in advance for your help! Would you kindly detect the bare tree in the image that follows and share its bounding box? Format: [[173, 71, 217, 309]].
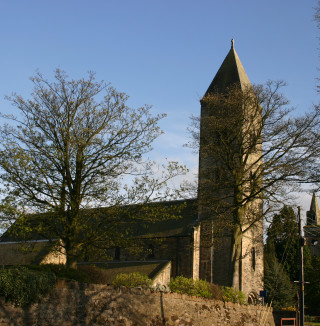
[[0, 69, 186, 267], [315, 1, 320, 93]]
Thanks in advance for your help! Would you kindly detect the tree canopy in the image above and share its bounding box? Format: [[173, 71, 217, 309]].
[[264, 250, 297, 310], [305, 255, 320, 315], [0, 69, 186, 266], [265, 206, 301, 281], [264, 206, 318, 312]]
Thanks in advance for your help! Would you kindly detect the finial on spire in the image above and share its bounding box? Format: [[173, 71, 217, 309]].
[[231, 38, 235, 49]]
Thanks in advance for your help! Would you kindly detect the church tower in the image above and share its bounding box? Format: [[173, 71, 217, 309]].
[[305, 193, 320, 256], [198, 40, 264, 299], [307, 192, 320, 226]]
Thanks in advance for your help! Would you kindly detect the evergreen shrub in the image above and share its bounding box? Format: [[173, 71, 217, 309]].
[[0, 267, 56, 307], [112, 272, 152, 288]]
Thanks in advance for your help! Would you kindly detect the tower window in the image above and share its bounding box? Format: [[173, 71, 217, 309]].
[[251, 247, 256, 271], [114, 246, 120, 260]]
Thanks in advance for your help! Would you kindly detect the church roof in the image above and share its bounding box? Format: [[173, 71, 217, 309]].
[[0, 199, 198, 266], [0, 198, 198, 243], [204, 39, 251, 96]]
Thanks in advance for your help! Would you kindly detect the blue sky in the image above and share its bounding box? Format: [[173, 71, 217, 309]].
[[0, 0, 318, 210]]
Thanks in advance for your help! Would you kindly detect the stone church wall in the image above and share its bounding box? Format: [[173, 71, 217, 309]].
[[153, 236, 194, 277], [0, 280, 276, 326]]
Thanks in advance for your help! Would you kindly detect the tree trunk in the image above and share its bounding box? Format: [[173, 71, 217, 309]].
[[230, 225, 242, 290], [66, 257, 78, 269], [65, 239, 78, 269]]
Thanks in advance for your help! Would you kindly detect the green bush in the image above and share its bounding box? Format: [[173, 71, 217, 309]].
[[169, 276, 221, 299], [221, 286, 246, 304], [169, 276, 195, 295], [168, 277, 245, 303], [193, 279, 214, 298], [112, 272, 152, 288], [0, 267, 56, 307]]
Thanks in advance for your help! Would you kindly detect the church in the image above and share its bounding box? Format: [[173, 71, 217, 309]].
[[0, 41, 264, 301]]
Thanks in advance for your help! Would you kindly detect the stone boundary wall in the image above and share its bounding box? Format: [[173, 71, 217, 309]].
[[0, 280, 275, 326]]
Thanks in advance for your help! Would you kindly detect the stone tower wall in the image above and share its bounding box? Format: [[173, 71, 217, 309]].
[[241, 223, 264, 297], [197, 44, 264, 297]]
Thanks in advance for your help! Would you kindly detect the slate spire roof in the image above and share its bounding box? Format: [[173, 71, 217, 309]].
[[204, 39, 251, 96], [307, 192, 320, 226]]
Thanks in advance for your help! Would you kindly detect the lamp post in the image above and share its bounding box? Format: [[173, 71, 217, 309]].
[[298, 206, 305, 326]]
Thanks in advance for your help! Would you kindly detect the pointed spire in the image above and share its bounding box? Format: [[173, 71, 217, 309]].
[[307, 192, 320, 225], [204, 39, 251, 97]]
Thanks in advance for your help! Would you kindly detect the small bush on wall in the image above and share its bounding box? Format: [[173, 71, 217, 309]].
[[169, 276, 223, 299], [0, 267, 56, 307], [169, 276, 195, 296], [112, 272, 152, 288], [221, 286, 246, 304], [169, 277, 246, 304]]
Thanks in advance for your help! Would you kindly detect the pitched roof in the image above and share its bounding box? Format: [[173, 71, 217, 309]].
[[204, 39, 251, 96]]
